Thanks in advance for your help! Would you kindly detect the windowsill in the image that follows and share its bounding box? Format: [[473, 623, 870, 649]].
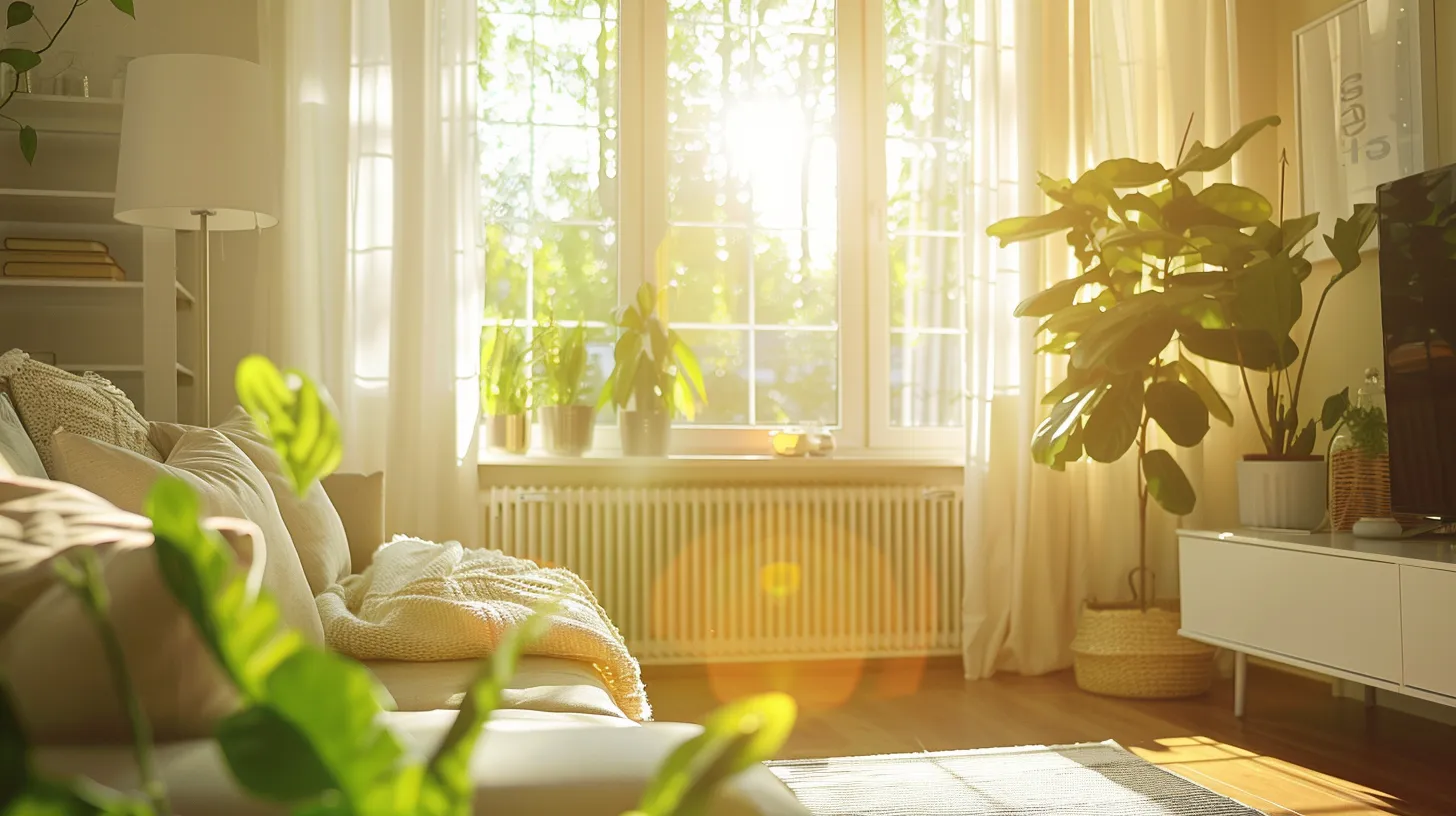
[[479, 449, 964, 468]]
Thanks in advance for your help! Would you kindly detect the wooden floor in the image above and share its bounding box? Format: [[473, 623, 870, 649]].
[[642, 659, 1456, 815]]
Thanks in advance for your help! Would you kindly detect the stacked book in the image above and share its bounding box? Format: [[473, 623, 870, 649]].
[[2, 238, 124, 280]]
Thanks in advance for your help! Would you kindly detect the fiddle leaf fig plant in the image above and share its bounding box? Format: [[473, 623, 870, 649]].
[[600, 281, 707, 421], [989, 115, 1283, 607]]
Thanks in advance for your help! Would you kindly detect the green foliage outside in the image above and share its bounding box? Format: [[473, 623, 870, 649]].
[[989, 115, 1374, 607], [2, 0, 135, 164], [0, 357, 794, 816], [537, 311, 592, 407]]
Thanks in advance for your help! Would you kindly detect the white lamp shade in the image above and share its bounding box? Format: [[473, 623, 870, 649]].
[[114, 54, 278, 231]]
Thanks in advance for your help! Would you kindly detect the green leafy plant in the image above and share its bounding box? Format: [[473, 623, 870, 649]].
[[481, 322, 537, 416], [600, 282, 707, 421], [1, 0, 135, 164], [1, 357, 794, 816], [538, 311, 591, 407], [1320, 387, 1388, 460], [235, 355, 344, 497]]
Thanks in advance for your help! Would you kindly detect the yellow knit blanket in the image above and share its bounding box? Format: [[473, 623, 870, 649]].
[[317, 538, 650, 721]]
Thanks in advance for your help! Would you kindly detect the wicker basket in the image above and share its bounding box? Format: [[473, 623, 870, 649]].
[[1070, 601, 1215, 699]]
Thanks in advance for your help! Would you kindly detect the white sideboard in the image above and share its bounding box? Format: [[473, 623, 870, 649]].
[[1178, 529, 1456, 716]]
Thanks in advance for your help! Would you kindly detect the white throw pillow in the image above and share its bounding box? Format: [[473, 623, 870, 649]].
[[0, 475, 261, 743], [50, 428, 324, 645], [151, 408, 352, 595], [0, 349, 161, 476], [0, 392, 46, 479]]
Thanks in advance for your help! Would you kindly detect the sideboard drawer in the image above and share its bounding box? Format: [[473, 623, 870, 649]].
[[1401, 566, 1456, 699], [1179, 536, 1402, 681]]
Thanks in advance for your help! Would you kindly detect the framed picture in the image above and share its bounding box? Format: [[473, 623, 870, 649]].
[[1294, 0, 1439, 258]]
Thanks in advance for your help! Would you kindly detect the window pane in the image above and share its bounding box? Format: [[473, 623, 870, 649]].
[[479, 1, 619, 417], [665, 0, 838, 427], [890, 331, 964, 428], [885, 0, 973, 427]]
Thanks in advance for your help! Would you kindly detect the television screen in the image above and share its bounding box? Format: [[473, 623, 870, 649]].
[[1377, 164, 1456, 519]]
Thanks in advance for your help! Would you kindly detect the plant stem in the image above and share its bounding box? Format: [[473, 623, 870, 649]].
[[60, 552, 171, 815], [1228, 337, 1274, 451], [1290, 280, 1336, 431], [1136, 411, 1151, 612]]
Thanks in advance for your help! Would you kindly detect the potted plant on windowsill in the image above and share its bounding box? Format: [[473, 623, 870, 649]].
[[482, 322, 535, 455], [600, 282, 707, 457], [988, 115, 1291, 698], [538, 312, 596, 456]]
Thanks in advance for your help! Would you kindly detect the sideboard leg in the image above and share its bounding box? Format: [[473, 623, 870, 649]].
[[1233, 651, 1247, 718], [1364, 684, 1378, 708]]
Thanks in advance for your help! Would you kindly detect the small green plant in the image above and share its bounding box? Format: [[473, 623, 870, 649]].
[[538, 311, 591, 407], [1, 0, 135, 164], [600, 282, 707, 420], [1, 356, 792, 816], [1320, 387, 1388, 460], [481, 322, 536, 416]]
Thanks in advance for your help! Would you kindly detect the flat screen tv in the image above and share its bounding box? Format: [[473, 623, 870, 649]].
[[1377, 164, 1456, 520]]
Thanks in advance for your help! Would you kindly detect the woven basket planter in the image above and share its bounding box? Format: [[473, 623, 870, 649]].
[[1070, 601, 1215, 699]]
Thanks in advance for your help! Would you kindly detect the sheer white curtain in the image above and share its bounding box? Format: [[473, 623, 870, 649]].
[[258, 0, 483, 545], [963, 0, 1244, 678]]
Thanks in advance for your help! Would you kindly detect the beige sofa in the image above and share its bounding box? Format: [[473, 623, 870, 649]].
[[16, 472, 806, 815]]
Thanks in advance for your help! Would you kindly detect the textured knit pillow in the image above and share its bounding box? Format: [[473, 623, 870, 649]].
[[50, 428, 324, 645], [0, 393, 46, 479], [0, 349, 161, 475], [151, 408, 351, 595], [0, 475, 263, 743]]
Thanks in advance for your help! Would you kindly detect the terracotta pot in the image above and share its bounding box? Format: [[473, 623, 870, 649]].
[[621, 409, 671, 456], [1237, 455, 1326, 530], [485, 413, 530, 455], [540, 405, 595, 456]]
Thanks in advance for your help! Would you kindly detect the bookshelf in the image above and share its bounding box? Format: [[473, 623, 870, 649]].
[[0, 94, 197, 423]]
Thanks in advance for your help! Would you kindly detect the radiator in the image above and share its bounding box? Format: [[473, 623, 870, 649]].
[[483, 485, 964, 664]]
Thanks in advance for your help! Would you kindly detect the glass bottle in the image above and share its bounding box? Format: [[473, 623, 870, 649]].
[[1329, 368, 1389, 529], [56, 53, 89, 98]]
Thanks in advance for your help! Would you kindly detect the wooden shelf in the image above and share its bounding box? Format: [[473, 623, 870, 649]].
[[0, 277, 138, 290], [175, 363, 194, 380], [0, 94, 123, 135], [0, 189, 119, 224], [174, 280, 195, 306], [59, 362, 196, 381]]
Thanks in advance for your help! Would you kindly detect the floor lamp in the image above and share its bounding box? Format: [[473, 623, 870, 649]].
[[114, 54, 278, 426]]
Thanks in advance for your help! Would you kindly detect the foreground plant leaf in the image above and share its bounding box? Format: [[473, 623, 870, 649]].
[[1143, 449, 1196, 516], [632, 693, 797, 816], [235, 355, 343, 496]]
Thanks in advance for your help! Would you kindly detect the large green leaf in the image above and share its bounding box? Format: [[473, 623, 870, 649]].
[[235, 356, 343, 497], [987, 207, 1083, 246], [1186, 224, 1262, 267], [1037, 302, 1104, 336], [1326, 202, 1378, 283], [1231, 255, 1302, 340], [1013, 270, 1100, 318], [1083, 375, 1144, 463], [216, 707, 337, 803], [109, 0, 135, 17], [1181, 325, 1299, 371], [1142, 449, 1196, 515], [1321, 388, 1351, 432], [1100, 228, 1191, 260], [1176, 354, 1234, 426], [1088, 158, 1168, 188], [1290, 419, 1317, 457], [1070, 292, 1187, 373], [1195, 184, 1272, 226], [1276, 213, 1321, 252], [1145, 380, 1210, 447], [633, 693, 797, 816], [18, 126, 36, 166], [1031, 386, 1103, 466], [1169, 115, 1280, 178], [0, 47, 38, 73]]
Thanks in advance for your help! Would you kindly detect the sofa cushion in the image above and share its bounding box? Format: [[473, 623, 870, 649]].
[[0, 476, 264, 744], [34, 715, 809, 815], [0, 393, 46, 479], [151, 408, 351, 595], [50, 428, 324, 644], [365, 656, 629, 720], [0, 349, 161, 476]]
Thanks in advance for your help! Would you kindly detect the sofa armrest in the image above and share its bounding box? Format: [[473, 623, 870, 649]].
[[321, 472, 385, 572]]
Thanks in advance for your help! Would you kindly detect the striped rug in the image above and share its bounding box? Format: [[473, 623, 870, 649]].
[[767, 740, 1265, 815]]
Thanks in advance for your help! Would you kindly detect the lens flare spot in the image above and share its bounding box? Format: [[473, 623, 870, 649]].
[[761, 562, 802, 598]]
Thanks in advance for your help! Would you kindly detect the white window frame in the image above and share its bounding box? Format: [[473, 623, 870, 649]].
[[486, 0, 969, 457]]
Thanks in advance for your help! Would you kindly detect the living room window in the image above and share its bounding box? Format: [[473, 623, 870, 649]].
[[479, 0, 1015, 453]]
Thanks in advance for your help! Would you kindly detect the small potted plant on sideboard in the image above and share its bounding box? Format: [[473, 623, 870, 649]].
[[537, 312, 596, 456], [599, 282, 706, 456]]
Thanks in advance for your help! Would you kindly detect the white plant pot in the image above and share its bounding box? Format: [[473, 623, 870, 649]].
[[1237, 457, 1327, 530]]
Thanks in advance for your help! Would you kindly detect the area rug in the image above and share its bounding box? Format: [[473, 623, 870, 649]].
[[766, 740, 1266, 815]]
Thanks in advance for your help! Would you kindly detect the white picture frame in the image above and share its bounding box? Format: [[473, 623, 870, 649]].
[[1293, 0, 1439, 260]]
